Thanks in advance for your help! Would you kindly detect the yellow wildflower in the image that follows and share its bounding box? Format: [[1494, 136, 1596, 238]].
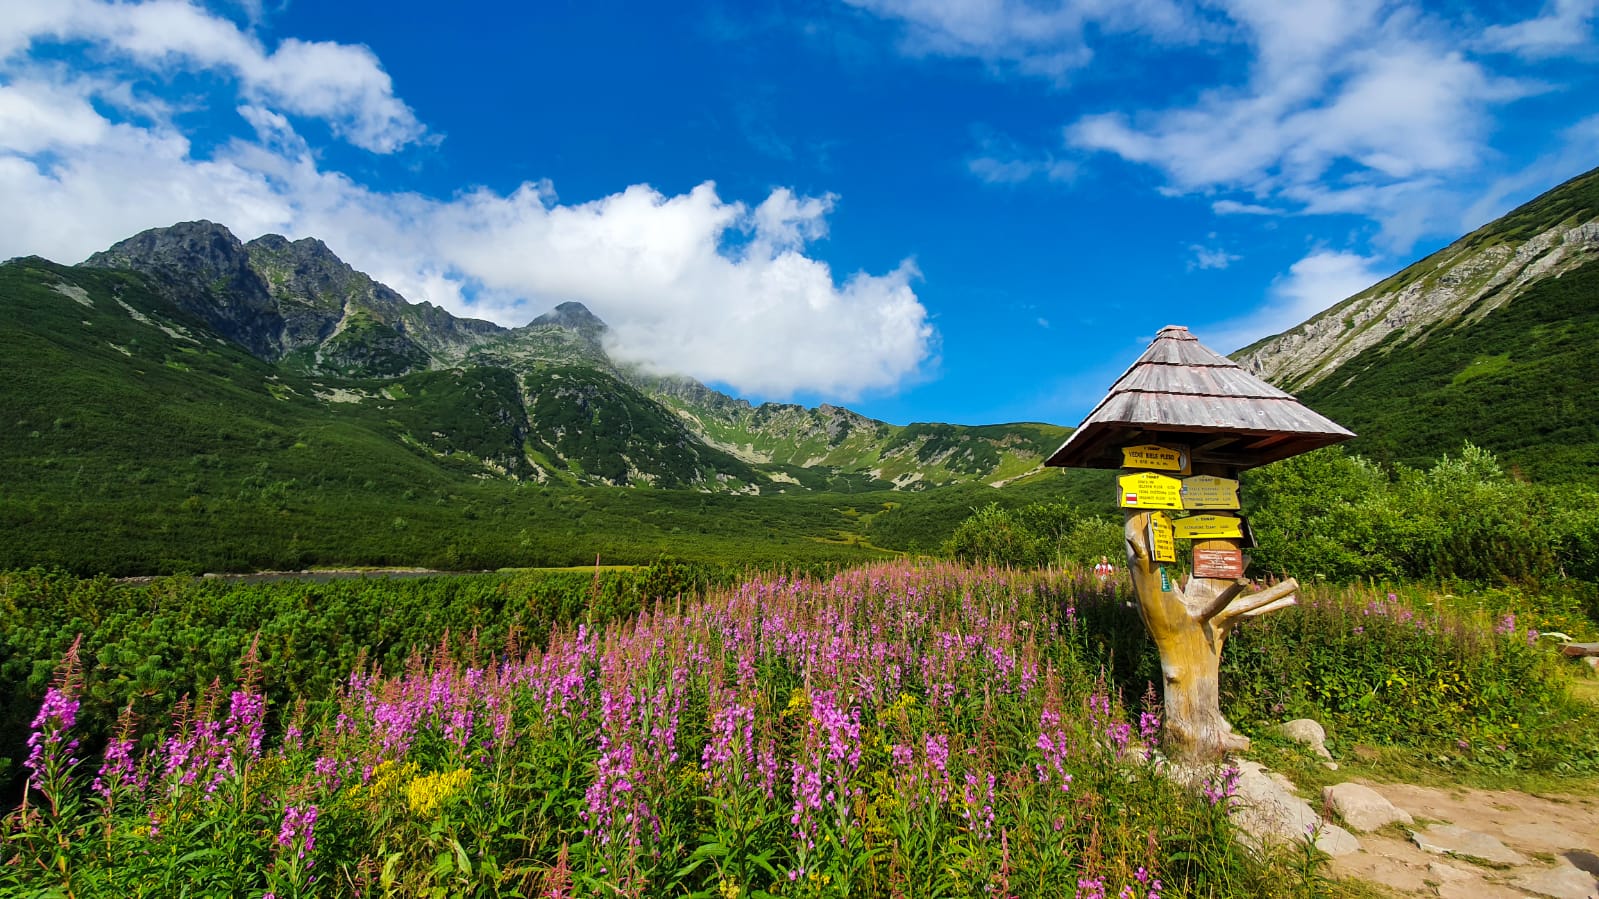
[[406, 767, 473, 817]]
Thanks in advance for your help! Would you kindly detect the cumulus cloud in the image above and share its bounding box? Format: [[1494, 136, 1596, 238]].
[[1, 0, 426, 152], [1204, 250, 1387, 352], [0, 50, 933, 401]]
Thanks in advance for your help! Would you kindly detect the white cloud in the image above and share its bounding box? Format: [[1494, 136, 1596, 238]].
[[1188, 244, 1239, 270], [1211, 199, 1279, 216], [1065, 2, 1528, 250], [967, 153, 1075, 184], [1, 0, 426, 152], [0, 63, 934, 401], [843, 0, 1197, 81], [1204, 250, 1386, 351], [965, 126, 1076, 184], [1479, 0, 1599, 59]]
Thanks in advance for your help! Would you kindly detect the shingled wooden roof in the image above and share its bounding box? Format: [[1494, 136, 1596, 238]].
[[1046, 325, 1354, 470]]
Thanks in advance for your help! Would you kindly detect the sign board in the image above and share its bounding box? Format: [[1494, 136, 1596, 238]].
[[1118, 472, 1183, 509], [1172, 513, 1246, 540], [1147, 511, 1177, 563], [1158, 566, 1173, 592], [1180, 475, 1241, 510], [1121, 444, 1190, 474], [1193, 547, 1246, 579]]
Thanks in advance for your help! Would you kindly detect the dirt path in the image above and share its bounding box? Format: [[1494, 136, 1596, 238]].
[[1328, 781, 1599, 897]]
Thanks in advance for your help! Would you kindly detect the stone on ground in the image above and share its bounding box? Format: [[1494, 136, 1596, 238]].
[[1411, 824, 1529, 867], [1229, 761, 1360, 856], [1273, 718, 1334, 760], [1510, 861, 1599, 899], [1324, 782, 1414, 832]]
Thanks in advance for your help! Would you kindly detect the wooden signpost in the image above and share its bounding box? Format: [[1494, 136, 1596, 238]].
[[1180, 475, 1240, 510], [1045, 325, 1354, 762], [1117, 472, 1183, 509], [1121, 444, 1190, 473], [1147, 511, 1177, 563]]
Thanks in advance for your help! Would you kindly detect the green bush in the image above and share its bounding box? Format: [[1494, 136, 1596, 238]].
[[1246, 444, 1594, 590]]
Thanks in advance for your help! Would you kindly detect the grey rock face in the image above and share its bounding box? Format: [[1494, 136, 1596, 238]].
[[82, 221, 504, 374], [1510, 861, 1599, 899], [1228, 760, 1362, 857], [84, 220, 284, 359], [1274, 718, 1334, 760]]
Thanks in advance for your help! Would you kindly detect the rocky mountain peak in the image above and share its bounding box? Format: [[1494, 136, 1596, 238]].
[[82, 220, 283, 358], [85, 220, 248, 274], [529, 301, 608, 340]]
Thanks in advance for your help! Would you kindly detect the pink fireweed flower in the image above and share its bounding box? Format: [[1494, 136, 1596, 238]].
[[960, 769, 997, 840], [277, 804, 319, 862], [92, 734, 138, 799], [701, 692, 756, 792], [25, 684, 82, 796], [1035, 708, 1073, 794], [1202, 765, 1241, 807], [313, 756, 341, 791]]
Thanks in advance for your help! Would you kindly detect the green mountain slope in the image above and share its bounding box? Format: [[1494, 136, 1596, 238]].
[[0, 249, 1105, 574], [1238, 166, 1599, 393], [1294, 256, 1599, 481], [66, 220, 1069, 493], [1235, 166, 1599, 480]]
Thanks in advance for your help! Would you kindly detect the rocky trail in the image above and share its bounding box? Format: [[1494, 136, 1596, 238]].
[[1225, 720, 1599, 898]]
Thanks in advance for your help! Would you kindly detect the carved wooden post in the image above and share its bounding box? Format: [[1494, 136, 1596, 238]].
[[1123, 509, 1297, 759], [1044, 326, 1353, 762]]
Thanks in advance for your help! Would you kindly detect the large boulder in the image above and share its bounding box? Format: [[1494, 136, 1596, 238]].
[[1323, 782, 1414, 832]]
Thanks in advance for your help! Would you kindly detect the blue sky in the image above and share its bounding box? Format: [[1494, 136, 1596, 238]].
[[2, 0, 1597, 427]]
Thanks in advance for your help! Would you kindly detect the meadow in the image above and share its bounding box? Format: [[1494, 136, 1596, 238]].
[[5, 561, 1595, 898]]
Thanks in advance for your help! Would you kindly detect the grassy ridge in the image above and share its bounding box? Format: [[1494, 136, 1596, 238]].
[[1296, 257, 1599, 482]]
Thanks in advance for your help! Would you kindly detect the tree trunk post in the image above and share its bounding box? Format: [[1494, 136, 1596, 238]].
[[1123, 506, 1299, 762]]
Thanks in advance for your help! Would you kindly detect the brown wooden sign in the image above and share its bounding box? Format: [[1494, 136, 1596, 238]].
[[1193, 547, 1245, 579]]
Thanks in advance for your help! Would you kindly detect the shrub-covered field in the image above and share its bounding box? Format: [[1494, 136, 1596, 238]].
[[5, 562, 1596, 897]]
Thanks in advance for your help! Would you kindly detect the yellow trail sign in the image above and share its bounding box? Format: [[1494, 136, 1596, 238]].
[[1180, 475, 1241, 510], [1172, 514, 1245, 540], [1121, 444, 1190, 473], [1118, 472, 1183, 509], [1147, 511, 1177, 563]]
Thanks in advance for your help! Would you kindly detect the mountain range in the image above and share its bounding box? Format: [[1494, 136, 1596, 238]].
[[3, 164, 1595, 573], [70, 221, 1067, 493]]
